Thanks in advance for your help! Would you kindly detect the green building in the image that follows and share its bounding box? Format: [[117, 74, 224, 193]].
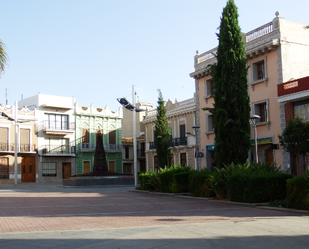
[[75, 103, 122, 174]]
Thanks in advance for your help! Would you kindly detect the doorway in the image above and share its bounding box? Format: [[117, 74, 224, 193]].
[[22, 156, 35, 182], [83, 161, 90, 173], [109, 161, 115, 173], [62, 162, 71, 179]]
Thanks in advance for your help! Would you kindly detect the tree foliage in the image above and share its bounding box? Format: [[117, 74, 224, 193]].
[[0, 39, 8, 75], [203, 0, 251, 167], [279, 117, 309, 173], [155, 90, 171, 168]]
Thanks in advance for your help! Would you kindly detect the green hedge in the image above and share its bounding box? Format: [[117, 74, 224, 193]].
[[228, 172, 293, 203], [159, 165, 191, 193], [189, 169, 215, 197], [286, 174, 309, 210]]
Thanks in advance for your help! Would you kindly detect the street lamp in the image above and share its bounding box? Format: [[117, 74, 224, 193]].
[[250, 115, 260, 163], [186, 125, 200, 170], [117, 85, 146, 188]]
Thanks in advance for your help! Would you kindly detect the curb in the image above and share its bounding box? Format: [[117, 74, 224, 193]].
[[129, 189, 309, 215]]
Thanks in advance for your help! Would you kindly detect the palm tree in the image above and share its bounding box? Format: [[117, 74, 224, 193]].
[[0, 39, 8, 75]]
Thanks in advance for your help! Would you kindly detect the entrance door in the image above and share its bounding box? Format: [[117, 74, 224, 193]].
[[83, 161, 90, 173], [0, 157, 9, 179], [22, 157, 35, 182], [62, 162, 71, 179], [139, 159, 146, 173], [266, 148, 274, 165], [109, 161, 115, 173]]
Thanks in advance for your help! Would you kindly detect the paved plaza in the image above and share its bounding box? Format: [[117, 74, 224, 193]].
[[0, 183, 308, 248]]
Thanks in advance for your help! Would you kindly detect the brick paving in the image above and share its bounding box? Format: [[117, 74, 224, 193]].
[[0, 184, 303, 234]]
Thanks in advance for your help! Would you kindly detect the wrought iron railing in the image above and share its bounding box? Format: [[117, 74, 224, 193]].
[[80, 143, 122, 151], [0, 143, 36, 152], [41, 145, 75, 155], [149, 137, 187, 149]]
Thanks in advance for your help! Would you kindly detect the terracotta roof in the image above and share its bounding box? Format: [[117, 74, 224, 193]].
[[122, 137, 133, 144]]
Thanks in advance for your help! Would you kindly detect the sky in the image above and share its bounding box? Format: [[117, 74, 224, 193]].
[[1, 0, 309, 111]]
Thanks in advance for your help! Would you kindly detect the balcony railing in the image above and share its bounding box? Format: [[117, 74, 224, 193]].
[[149, 137, 187, 150], [40, 121, 75, 131], [0, 143, 36, 152], [137, 149, 145, 157], [41, 145, 75, 155], [80, 143, 122, 152], [171, 137, 187, 147]]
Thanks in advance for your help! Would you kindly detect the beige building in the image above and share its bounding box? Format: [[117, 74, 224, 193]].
[[0, 104, 37, 184], [144, 96, 197, 171], [122, 102, 154, 174], [190, 12, 309, 171]]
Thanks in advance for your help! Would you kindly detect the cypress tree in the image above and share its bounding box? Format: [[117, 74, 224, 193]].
[[204, 0, 250, 167], [155, 90, 171, 168]]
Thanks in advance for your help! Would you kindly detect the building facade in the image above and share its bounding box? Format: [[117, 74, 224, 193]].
[[18, 94, 76, 182], [0, 104, 37, 184], [144, 96, 197, 171], [75, 103, 122, 174], [190, 12, 309, 171], [277, 75, 309, 175], [121, 102, 154, 174]]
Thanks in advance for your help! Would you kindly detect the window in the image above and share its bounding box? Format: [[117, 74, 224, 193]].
[[205, 79, 214, 97], [154, 156, 159, 170], [206, 114, 214, 133], [252, 99, 269, 124], [45, 114, 68, 130], [179, 124, 186, 138], [294, 100, 309, 121], [125, 146, 130, 159], [0, 127, 8, 151], [180, 153, 186, 166], [20, 128, 30, 151], [44, 138, 69, 154], [109, 130, 116, 149], [42, 162, 57, 176], [250, 57, 267, 86]]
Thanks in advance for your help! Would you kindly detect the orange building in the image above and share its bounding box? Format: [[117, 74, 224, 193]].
[[190, 12, 309, 172]]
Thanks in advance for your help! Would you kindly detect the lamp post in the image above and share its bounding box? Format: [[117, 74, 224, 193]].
[[250, 115, 260, 163], [186, 125, 200, 170], [117, 85, 146, 188]]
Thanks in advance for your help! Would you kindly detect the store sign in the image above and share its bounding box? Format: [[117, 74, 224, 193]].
[[283, 81, 298, 90]]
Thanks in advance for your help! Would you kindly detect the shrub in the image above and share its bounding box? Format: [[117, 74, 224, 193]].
[[159, 164, 191, 193], [189, 169, 215, 197], [286, 174, 309, 210], [138, 171, 160, 191]]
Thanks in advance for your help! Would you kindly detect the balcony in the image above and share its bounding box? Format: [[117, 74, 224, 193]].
[[0, 143, 37, 153], [171, 137, 187, 147], [137, 149, 145, 157], [40, 145, 75, 156], [149, 137, 187, 150], [39, 121, 75, 135], [80, 143, 122, 152]]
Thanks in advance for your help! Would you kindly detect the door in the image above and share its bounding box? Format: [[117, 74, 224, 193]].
[[21, 157, 35, 182], [109, 161, 115, 173], [62, 162, 71, 179], [139, 159, 146, 173], [83, 161, 90, 173], [0, 157, 9, 179], [266, 148, 274, 165]]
